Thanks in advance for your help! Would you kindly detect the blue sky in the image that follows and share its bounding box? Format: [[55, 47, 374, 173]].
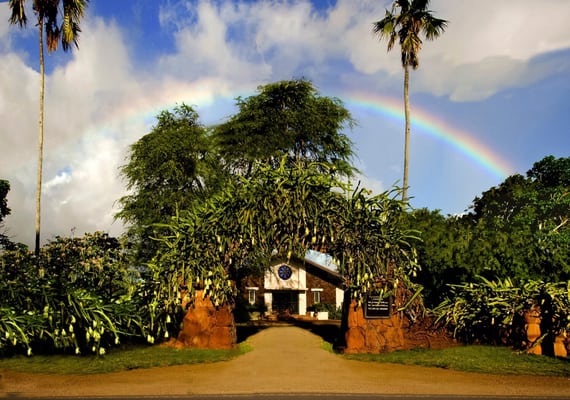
[[1, 0, 569, 247]]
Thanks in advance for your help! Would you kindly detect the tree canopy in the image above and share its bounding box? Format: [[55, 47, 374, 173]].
[[0, 180, 12, 250], [116, 104, 225, 257], [408, 156, 570, 308], [0, 180, 10, 224], [117, 81, 359, 263], [213, 79, 356, 177], [150, 160, 420, 314], [466, 156, 570, 281]]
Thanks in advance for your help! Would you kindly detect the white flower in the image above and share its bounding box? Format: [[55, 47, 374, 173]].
[[99, 347, 106, 356]]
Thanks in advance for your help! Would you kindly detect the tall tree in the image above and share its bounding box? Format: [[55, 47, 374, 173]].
[[373, 0, 447, 201], [116, 104, 223, 261], [8, 0, 89, 255], [0, 180, 11, 250], [0, 180, 10, 225], [214, 79, 356, 178]]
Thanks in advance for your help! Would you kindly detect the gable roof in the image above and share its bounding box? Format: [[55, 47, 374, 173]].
[[270, 255, 343, 287]]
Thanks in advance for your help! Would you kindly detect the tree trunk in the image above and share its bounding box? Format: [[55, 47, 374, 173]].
[[402, 65, 410, 203], [35, 20, 45, 256]]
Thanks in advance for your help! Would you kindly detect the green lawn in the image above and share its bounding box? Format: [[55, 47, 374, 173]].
[[0, 342, 251, 375], [343, 344, 570, 377]]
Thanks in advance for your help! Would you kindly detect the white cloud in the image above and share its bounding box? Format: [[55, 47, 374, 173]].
[[0, 5, 9, 43], [417, 0, 570, 100], [430, 0, 570, 64], [156, 0, 570, 101], [1, 0, 568, 246], [158, 1, 272, 84], [0, 16, 142, 245], [346, 0, 570, 100]]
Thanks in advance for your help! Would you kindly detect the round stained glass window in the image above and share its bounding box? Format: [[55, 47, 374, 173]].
[[278, 265, 293, 280]]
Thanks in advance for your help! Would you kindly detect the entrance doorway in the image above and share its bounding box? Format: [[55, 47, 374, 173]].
[[272, 291, 299, 314]]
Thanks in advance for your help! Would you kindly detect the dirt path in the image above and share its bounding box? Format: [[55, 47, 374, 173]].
[[2, 326, 569, 397]]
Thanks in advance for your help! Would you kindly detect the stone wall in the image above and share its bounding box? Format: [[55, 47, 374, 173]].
[[343, 299, 405, 353], [173, 291, 237, 350]]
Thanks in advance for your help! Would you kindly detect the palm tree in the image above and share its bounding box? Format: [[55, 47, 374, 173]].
[[373, 0, 447, 202], [9, 0, 89, 255]]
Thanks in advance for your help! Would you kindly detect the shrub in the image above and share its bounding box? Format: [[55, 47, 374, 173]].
[[0, 232, 144, 356], [433, 276, 570, 351]]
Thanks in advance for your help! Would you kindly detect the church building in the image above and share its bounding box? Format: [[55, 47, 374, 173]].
[[244, 257, 344, 318]]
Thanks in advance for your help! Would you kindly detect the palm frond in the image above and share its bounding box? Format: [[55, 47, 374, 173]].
[[372, 0, 447, 69], [8, 0, 27, 27]]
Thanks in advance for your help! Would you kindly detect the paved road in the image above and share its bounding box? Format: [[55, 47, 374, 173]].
[[3, 395, 568, 400], [2, 326, 569, 397]]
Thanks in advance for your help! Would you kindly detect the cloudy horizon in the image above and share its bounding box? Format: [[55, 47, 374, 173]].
[[1, 0, 569, 247]]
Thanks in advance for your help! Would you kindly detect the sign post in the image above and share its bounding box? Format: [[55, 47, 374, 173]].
[[363, 294, 392, 319]]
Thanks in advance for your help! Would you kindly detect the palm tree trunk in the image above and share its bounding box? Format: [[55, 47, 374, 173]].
[[35, 20, 45, 256], [402, 65, 410, 203]]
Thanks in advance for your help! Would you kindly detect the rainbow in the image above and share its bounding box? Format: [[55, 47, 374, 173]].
[[92, 80, 516, 180], [344, 92, 516, 179]]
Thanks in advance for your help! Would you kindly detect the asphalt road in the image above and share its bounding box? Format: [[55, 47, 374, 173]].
[[5, 395, 568, 400]]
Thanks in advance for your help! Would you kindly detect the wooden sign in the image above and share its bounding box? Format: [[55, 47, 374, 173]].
[[364, 294, 392, 319]]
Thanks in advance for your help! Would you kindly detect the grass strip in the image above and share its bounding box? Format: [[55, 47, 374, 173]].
[[343, 344, 570, 377], [0, 341, 252, 375]]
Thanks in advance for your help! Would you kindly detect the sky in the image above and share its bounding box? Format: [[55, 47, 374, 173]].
[[0, 0, 569, 248]]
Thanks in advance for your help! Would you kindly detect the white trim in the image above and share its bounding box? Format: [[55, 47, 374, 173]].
[[310, 288, 323, 291], [245, 287, 259, 290], [313, 290, 321, 304], [247, 287, 258, 305]]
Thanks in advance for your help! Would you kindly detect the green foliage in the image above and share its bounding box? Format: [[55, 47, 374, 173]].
[[400, 209, 473, 307], [117, 81, 359, 270], [373, 0, 448, 70], [405, 156, 570, 308], [466, 156, 570, 281], [144, 204, 239, 340], [149, 160, 421, 315], [0, 232, 143, 356], [329, 185, 421, 307], [433, 277, 570, 348], [0, 179, 10, 223], [0, 179, 14, 250], [214, 79, 356, 177], [344, 345, 570, 376], [9, 0, 89, 54], [0, 342, 250, 374], [117, 104, 224, 261]]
